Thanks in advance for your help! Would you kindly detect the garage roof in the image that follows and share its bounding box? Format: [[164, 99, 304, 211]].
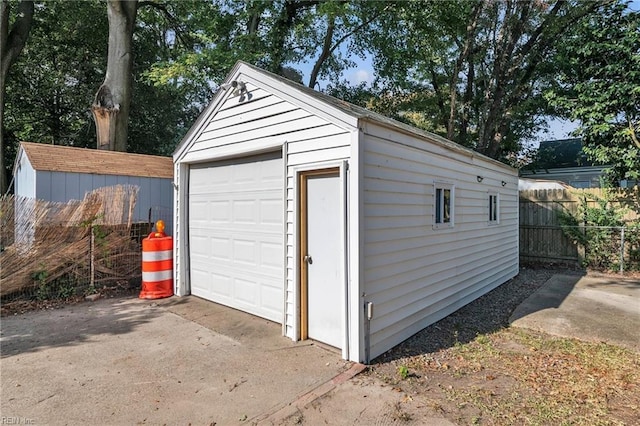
[[238, 61, 470, 155], [175, 61, 513, 172], [18, 142, 173, 179]]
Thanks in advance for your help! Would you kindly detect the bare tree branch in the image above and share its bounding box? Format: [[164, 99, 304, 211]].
[[138, 0, 194, 47], [308, 4, 390, 88]]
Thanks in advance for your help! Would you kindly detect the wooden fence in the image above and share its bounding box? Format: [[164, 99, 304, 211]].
[[519, 188, 639, 267]]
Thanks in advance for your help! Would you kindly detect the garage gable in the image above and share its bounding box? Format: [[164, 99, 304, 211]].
[[173, 62, 359, 163], [173, 62, 356, 334]]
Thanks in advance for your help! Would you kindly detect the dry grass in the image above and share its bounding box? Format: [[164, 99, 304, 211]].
[[373, 328, 640, 425]]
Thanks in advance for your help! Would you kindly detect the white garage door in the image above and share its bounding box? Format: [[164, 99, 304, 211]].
[[188, 152, 284, 322]]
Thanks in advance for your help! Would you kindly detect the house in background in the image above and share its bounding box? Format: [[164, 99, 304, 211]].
[[518, 178, 571, 191], [13, 142, 173, 229], [520, 138, 609, 188], [172, 61, 519, 363]]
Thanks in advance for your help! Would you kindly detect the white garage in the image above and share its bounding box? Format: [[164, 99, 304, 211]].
[[188, 152, 284, 322], [173, 61, 519, 363]]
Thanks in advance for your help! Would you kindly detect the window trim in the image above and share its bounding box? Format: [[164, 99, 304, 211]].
[[433, 182, 454, 229], [488, 191, 500, 225]]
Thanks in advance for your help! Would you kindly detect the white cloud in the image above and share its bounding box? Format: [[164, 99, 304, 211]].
[[349, 69, 373, 86]]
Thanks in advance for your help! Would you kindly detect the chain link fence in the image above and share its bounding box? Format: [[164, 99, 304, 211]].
[[521, 224, 640, 272], [560, 225, 640, 273]]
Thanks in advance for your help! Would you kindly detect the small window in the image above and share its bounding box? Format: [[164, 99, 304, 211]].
[[434, 183, 454, 228], [489, 193, 499, 224]]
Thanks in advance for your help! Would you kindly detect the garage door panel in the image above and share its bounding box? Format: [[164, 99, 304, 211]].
[[233, 239, 258, 265], [188, 153, 283, 323], [189, 201, 209, 221], [260, 199, 282, 225], [209, 201, 231, 222], [190, 262, 282, 321], [191, 251, 281, 282], [260, 241, 282, 270], [211, 237, 231, 260], [235, 278, 258, 304], [190, 236, 210, 258], [210, 273, 233, 297], [232, 198, 255, 215], [191, 269, 212, 294], [261, 285, 283, 314]]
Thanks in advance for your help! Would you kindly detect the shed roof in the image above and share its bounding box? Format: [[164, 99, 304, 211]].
[[18, 142, 173, 179]]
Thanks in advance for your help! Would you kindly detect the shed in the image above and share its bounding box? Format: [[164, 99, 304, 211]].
[[13, 142, 173, 228], [173, 62, 519, 363]]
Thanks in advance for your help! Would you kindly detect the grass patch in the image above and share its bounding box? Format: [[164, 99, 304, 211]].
[[381, 328, 639, 425]]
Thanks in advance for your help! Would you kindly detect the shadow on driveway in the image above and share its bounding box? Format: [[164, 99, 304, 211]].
[[1, 298, 161, 358], [1, 295, 351, 425]]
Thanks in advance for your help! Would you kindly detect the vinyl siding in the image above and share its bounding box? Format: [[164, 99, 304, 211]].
[[15, 151, 36, 198], [361, 123, 519, 360], [175, 82, 352, 337], [31, 171, 172, 226], [14, 151, 36, 246]]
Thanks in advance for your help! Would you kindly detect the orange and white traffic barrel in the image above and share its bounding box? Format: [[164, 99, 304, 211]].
[[140, 235, 173, 299]]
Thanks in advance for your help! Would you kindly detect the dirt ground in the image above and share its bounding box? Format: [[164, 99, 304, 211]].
[[276, 374, 454, 426], [364, 330, 639, 425]]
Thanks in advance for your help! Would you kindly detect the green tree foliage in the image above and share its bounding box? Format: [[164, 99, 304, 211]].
[[144, 0, 375, 89], [2, 0, 637, 187], [559, 189, 639, 270], [2, 0, 208, 187], [128, 1, 213, 155], [545, 1, 640, 183], [142, 0, 246, 90], [358, 0, 604, 162], [4, 1, 106, 148]]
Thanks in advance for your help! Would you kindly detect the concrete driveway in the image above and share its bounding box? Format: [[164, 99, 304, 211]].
[[510, 274, 640, 352], [3, 273, 636, 425], [1, 295, 356, 425]]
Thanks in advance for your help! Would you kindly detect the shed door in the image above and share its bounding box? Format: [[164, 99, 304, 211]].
[[188, 152, 283, 323], [300, 169, 343, 348]]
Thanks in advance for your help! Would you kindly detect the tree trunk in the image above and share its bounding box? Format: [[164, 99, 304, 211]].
[[308, 14, 335, 89], [0, 0, 34, 194], [92, 0, 138, 152], [446, 1, 483, 142]]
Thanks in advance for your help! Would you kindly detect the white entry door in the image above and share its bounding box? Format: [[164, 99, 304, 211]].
[[302, 170, 343, 348], [188, 152, 283, 323]]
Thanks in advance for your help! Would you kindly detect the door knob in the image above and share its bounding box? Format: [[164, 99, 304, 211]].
[[303, 255, 313, 264]]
